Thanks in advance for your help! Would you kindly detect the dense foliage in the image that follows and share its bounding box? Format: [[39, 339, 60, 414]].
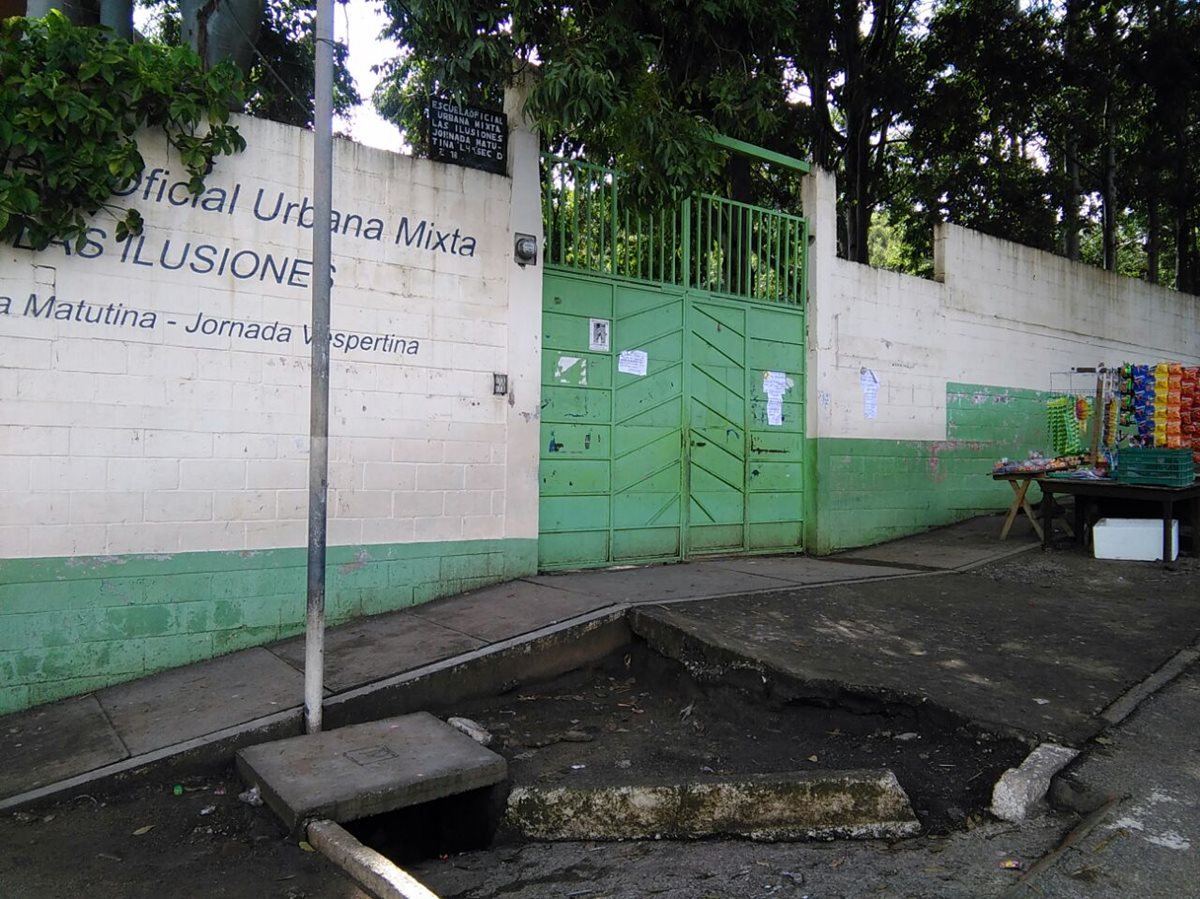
[[377, 0, 1200, 292], [0, 11, 245, 250]]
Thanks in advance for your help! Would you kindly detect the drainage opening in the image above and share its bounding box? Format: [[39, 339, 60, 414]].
[[427, 639, 1030, 840], [343, 783, 508, 865]]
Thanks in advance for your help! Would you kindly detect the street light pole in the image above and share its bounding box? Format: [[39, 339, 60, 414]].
[[304, 0, 334, 735]]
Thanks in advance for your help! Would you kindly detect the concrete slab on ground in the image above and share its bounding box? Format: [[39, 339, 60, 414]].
[[236, 711, 507, 832], [97, 648, 305, 756], [270, 612, 485, 692], [0, 696, 128, 800], [504, 769, 921, 842], [410, 581, 613, 643], [629, 569, 1200, 746], [835, 514, 1034, 570]]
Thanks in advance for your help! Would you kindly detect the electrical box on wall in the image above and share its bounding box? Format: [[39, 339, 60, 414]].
[[513, 233, 538, 266]]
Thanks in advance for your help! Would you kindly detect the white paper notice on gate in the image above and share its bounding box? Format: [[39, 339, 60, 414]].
[[618, 349, 649, 376], [762, 370, 793, 426]]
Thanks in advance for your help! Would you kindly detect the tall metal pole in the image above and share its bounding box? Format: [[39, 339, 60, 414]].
[[304, 0, 334, 735]]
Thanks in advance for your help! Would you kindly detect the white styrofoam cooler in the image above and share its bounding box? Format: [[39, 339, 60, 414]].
[[1093, 517, 1179, 562]]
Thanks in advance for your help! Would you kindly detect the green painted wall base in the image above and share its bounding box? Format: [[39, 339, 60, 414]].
[[808, 383, 1052, 554], [0, 538, 537, 716]]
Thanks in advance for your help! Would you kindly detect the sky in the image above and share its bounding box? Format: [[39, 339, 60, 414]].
[[334, 0, 405, 153]]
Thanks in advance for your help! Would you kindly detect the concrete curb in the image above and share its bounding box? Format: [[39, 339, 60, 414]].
[[1099, 643, 1200, 727], [504, 769, 922, 842], [991, 742, 1079, 822]]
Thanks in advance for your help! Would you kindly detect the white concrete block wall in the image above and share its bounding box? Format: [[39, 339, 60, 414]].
[[0, 112, 541, 560], [802, 169, 1200, 442]]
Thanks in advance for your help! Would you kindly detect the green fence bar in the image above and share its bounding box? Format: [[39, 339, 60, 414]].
[[539, 154, 806, 306]]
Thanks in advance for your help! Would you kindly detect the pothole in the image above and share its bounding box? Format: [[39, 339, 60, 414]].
[[348, 639, 1031, 863]]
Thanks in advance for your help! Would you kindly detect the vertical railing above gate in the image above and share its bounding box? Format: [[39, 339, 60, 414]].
[[541, 155, 807, 307]]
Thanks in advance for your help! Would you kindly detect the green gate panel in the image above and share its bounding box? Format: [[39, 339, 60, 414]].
[[612, 527, 680, 559], [539, 273, 807, 569], [686, 301, 747, 554], [746, 305, 806, 550], [541, 423, 610, 459], [543, 278, 614, 321], [539, 274, 615, 569], [539, 459, 611, 494], [612, 284, 685, 564], [541, 351, 612, 390], [541, 385, 611, 424], [538, 531, 609, 567]]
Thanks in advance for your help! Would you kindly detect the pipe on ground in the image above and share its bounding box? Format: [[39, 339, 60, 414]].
[[306, 819, 441, 899]]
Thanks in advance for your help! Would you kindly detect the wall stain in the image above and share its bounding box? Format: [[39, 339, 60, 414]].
[[339, 549, 371, 574], [926, 440, 987, 482]]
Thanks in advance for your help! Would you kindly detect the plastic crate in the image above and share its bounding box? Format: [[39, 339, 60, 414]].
[[1116, 447, 1196, 487]]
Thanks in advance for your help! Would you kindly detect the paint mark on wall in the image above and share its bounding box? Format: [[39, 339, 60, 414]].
[[926, 440, 987, 482], [860, 368, 879, 419]]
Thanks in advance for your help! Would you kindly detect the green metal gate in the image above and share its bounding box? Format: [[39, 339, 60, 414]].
[[539, 157, 807, 570]]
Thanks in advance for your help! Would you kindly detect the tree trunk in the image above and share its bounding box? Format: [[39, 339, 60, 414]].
[[838, 0, 871, 264], [179, 0, 265, 73], [1146, 195, 1159, 285], [1064, 146, 1081, 260], [100, 0, 133, 39], [1178, 213, 1198, 295], [1062, 0, 1082, 262], [1102, 90, 1117, 272], [842, 108, 872, 264]]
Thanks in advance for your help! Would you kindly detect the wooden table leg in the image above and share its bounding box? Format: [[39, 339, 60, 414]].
[[1000, 479, 1044, 541], [1041, 487, 1054, 549], [1020, 484, 1044, 541], [1000, 479, 1027, 540]]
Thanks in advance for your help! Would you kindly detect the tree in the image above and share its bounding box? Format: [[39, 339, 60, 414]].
[[0, 11, 245, 249], [890, 0, 1059, 266], [786, 0, 928, 262], [377, 0, 1200, 290], [375, 0, 798, 207]]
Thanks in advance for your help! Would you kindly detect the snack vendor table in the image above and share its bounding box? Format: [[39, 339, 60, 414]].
[[1036, 476, 1200, 561]]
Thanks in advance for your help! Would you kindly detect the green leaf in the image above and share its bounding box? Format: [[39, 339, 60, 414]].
[[0, 12, 244, 251]]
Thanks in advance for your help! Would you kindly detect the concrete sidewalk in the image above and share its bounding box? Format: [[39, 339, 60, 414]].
[[2, 512, 1193, 815], [0, 515, 1020, 810]]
